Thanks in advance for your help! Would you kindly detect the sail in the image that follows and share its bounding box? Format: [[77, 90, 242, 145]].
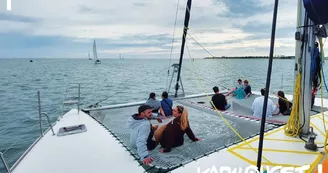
[[93, 39, 98, 60]]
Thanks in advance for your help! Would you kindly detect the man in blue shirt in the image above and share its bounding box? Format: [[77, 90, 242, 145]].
[[160, 91, 173, 118]]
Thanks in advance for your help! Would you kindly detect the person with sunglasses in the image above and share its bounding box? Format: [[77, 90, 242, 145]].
[[154, 105, 200, 153]]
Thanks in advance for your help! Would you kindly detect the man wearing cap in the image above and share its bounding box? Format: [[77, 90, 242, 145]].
[[127, 104, 158, 165]]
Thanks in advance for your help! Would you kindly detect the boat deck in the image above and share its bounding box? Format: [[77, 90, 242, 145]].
[[172, 113, 328, 173], [7, 93, 328, 173], [10, 109, 145, 173]]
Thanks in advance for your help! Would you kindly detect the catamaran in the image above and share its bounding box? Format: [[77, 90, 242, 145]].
[[93, 39, 101, 64], [1, 0, 328, 173]]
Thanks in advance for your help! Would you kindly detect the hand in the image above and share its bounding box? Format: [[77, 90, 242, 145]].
[[157, 117, 162, 123], [159, 149, 165, 153], [195, 138, 200, 141], [142, 157, 153, 165]]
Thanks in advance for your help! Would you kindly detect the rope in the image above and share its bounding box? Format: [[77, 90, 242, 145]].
[[186, 32, 249, 83], [165, 0, 181, 91], [319, 37, 325, 64], [284, 74, 301, 137], [322, 64, 328, 93], [2, 122, 39, 154], [184, 39, 273, 164], [181, 66, 230, 91]]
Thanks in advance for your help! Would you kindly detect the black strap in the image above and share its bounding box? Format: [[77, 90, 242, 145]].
[[162, 99, 173, 111]]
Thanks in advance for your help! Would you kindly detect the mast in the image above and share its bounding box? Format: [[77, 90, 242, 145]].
[[174, 0, 192, 97], [256, 0, 279, 170], [297, 0, 313, 135]]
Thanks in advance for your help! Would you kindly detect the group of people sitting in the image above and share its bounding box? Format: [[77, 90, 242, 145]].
[[211, 79, 252, 111], [127, 91, 200, 165], [252, 88, 292, 118], [210, 78, 293, 118], [126, 84, 293, 165]]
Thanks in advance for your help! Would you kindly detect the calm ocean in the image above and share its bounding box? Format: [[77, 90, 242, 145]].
[[0, 58, 325, 171]]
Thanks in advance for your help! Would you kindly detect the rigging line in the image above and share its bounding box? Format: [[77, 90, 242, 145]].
[[87, 71, 118, 108], [186, 32, 249, 82], [318, 40, 327, 134], [181, 66, 230, 90], [296, 24, 315, 28], [165, 0, 181, 91], [184, 39, 273, 164], [2, 122, 39, 154]]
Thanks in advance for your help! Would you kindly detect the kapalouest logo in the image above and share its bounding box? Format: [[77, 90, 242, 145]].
[[196, 164, 324, 173], [6, 0, 11, 10]]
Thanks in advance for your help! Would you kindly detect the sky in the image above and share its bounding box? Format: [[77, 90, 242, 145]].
[[0, 0, 327, 59]]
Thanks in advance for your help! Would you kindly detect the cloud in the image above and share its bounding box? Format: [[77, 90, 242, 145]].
[[220, 0, 271, 18], [0, 12, 39, 23], [0, 0, 327, 58]]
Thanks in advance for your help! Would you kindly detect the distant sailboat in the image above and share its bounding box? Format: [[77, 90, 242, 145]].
[[93, 39, 101, 64], [119, 54, 124, 60], [88, 52, 92, 60]]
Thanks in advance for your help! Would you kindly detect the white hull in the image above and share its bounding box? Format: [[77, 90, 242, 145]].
[[7, 92, 328, 173]]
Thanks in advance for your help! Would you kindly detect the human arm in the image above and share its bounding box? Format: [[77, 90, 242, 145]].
[[185, 123, 198, 141], [136, 124, 152, 163], [159, 105, 167, 119]]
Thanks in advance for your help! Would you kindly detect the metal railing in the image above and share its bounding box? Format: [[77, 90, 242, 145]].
[[0, 91, 57, 173], [0, 152, 10, 173], [38, 91, 55, 137], [39, 112, 55, 136], [61, 83, 81, 116]]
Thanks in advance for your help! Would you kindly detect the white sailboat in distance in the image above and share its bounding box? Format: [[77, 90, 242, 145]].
[[93, 39, 101, 64], [88, 51, 91, 60]]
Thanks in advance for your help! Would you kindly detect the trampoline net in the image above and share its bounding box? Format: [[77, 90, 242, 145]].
[[89, 101, 277, 172]]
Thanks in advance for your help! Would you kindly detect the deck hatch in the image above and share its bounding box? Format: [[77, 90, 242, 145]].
[[57, 124, 87, 136]]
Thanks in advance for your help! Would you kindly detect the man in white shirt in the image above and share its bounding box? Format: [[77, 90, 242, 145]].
[[252, 88, 278, 118]]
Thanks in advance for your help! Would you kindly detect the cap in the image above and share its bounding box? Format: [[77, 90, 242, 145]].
[[138, 104, 153, 114]]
